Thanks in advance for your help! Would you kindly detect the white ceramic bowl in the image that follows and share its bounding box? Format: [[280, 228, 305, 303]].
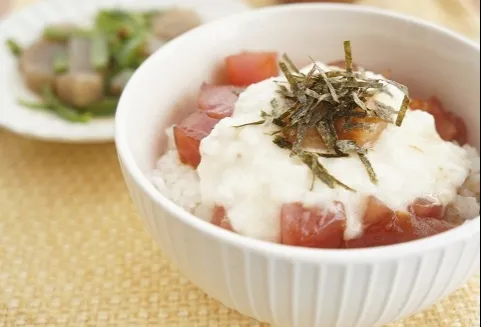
[[115, 4, 481, 327]]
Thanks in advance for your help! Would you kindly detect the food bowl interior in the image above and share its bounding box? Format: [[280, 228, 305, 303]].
[[117, 3, 480, 218]]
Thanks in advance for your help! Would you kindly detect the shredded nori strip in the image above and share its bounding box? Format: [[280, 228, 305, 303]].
[[358, 153, 378, 184], [273, 135, 292, 149], [298, 151, 355, 191], [233, 120, 265, 128], [282, 53, 299, 73], [395, 95, 410, 126], [344, 40, 354, 74]]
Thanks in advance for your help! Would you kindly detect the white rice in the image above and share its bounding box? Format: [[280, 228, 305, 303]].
[[151, 127, 211, 220]]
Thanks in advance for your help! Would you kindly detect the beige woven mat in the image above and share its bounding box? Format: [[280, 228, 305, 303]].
[[1, 1, 480, 326]]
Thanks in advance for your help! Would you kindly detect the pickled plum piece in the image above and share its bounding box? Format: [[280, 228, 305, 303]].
[[285, 115, 387, 150], [173, 111, 219, 168], [408, 198, 446, 219], [335, 116, 388, 148], [211, 206, 234, 231], [226, 52, 279, 87], [284, 127, 326, 151], [197, 83, 243, 119], [281, 202, 346, 248]]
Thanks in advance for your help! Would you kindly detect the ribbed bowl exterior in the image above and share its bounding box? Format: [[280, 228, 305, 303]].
[[120, 161, 480, 327]]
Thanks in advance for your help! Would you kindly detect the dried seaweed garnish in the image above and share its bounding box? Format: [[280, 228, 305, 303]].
[[235, 41, 410, 190], [282, 53, 299, 73], [277, 84, 294, 98], [352, 92, 368, 111], [233, 120, 265, 128], [343, 120, 375, 132], [265, 130, 282, 136], [317, 152, 349, 158], [343, 40, 354, 75], [273, 135, 292, 149], [279, 61, 306, 104], [298, 151, 355, 191], [395, 95, 410, 126], [316, 120, 336, 148], [313, 62, 339, 103], [336, 140, 366, 154], [270, 99, 278, 110], [335, 140, 378, 184], [358, 153, 378, 184]]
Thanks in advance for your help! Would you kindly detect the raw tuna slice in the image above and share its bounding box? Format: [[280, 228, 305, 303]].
[[281, 202, 346, 249], [197, 83, 243, 119], [225, 52, 278, 87], [174, 111, 218, 168], [408, 198, 446, 220], [345, 196, 455, 248]]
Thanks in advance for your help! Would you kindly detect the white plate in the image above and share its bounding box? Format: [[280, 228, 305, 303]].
[[0, 0, 251, 143]]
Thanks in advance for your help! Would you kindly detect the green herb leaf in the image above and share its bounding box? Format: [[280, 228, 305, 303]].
[[91, 32, 110, 71], [114, 31, 148, 68], [18, 100, 48, 110], [6, 39, 22, 57], [84, 97, 119, 116], [41, 85, 92, 123]]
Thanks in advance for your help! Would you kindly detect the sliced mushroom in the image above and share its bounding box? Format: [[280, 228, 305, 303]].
[[55, 36, 104, 108], [152, 8, 201, 40], [19, 40, 66, 94]]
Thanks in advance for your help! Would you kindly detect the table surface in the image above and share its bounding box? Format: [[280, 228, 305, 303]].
[[1, 1, 480, 326]]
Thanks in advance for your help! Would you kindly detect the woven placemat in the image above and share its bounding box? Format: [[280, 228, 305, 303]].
[[1, 1, 480, 326], [0, 131, 479, 327]]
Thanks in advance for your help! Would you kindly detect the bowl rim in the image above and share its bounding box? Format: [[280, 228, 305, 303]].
[[115, 3, 481, 263]]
